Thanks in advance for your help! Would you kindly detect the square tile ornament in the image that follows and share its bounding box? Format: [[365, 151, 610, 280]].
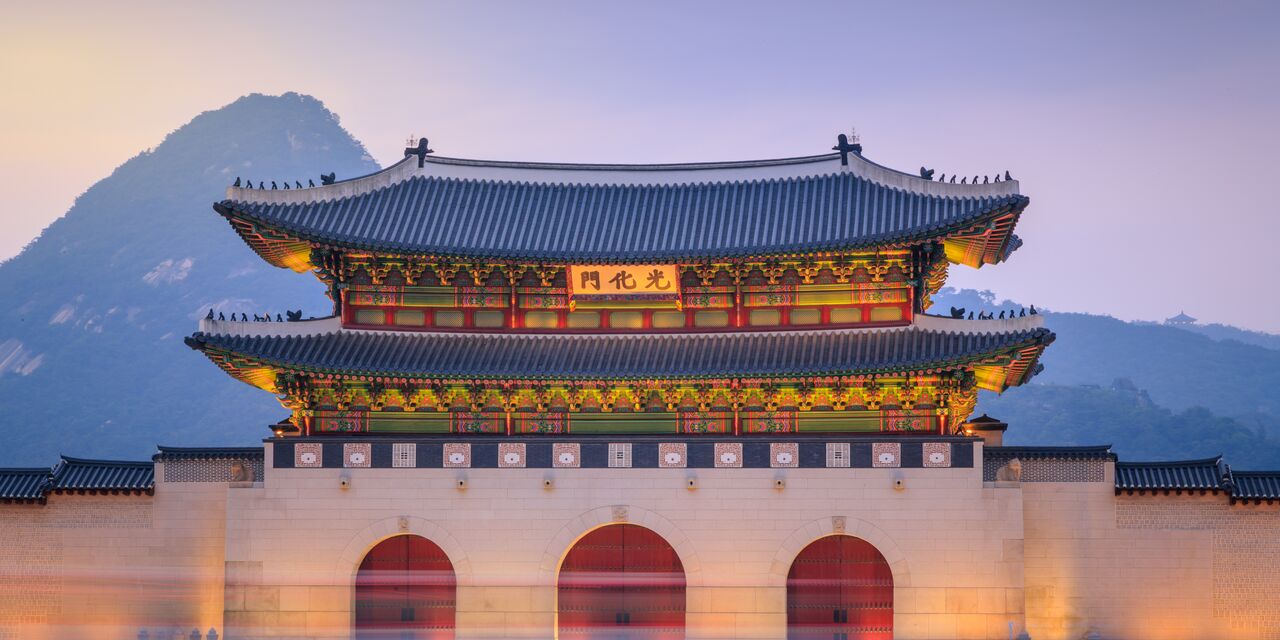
[[771, 442, 799, 468], [343, 443, 372, 468], [295, 443, 323, 468], [392, 443, 417, 468], [872, 442, 902, 468], [826, 443, 851, 468], [608, 443, 632, 468], [658, 443, 688, 468], [923, 442, 952, 468], [552, 443, 581, 468], [498, 443, 527, 468], [714, 442, 743, 468], [443, 443, 471, 468]]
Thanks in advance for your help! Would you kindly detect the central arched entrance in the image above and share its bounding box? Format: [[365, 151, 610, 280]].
[[355, 534, 456, 639], [558, 523, 686, 639], [787, 535, 893, 640]]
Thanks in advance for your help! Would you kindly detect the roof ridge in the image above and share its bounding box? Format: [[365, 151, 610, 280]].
[[58, 455, 154, 466], [1116, 456, 1223, 466]]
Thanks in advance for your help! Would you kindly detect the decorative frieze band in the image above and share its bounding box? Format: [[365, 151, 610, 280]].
[[275, 439, 974, 470]]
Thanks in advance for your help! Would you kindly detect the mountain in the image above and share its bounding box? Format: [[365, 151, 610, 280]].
[[936, 288, 1280, 419], [0, 93, 378, 465], [980, 380, 1280, 469], [937, 288, 1280, 466], [1180, 323, 1280, 352]]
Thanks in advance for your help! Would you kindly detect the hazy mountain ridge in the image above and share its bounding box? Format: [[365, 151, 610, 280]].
[[936, 288, 1280, 466], [0, 93, 378, 465]]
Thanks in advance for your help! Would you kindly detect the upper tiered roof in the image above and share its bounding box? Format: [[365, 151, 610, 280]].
[[217, 143, 1027, 268]]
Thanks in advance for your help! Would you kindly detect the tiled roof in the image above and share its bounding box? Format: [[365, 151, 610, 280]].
[[49, 456, 154, 494], [1114, 457, 1228, 493], [218, 171, 1027, 263], [984, 445, 1114, 460], [153, 446, 263, 461], [1230, 472, 1280, 502], [0, 468, 50, 502], [188, 324, 1053, 382]]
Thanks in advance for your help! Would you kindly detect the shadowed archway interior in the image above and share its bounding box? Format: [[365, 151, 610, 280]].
[[355, 534, 457, 639], [558, 523, 686, 639], [787, 535, 893, 640]]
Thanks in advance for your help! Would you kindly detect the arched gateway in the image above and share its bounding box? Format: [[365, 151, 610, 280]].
[[355, 534, 457, 639], [558, 524, 686, 639], [787, 535, 893, 640]]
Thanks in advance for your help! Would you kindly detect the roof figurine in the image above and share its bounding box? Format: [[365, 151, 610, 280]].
[[320, 172, 336, 185], [832, 131, 862, 166], [404, 136, 434, 168]]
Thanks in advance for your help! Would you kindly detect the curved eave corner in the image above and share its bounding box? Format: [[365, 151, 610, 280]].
[[185, 334, 282, 393], [941, 197, 1029, 269], [973, 328, 1054, 393], [214, 203, 314, 273]]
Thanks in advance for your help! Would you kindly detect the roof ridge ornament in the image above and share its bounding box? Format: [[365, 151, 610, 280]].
[[404, 136, 435, 168], [832, 131, 862, 166]]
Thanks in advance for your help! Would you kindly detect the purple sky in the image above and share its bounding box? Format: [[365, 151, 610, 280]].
[[3, 1, 1278, 330]]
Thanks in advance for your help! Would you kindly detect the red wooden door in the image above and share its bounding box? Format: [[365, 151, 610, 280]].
[[787, 536, 893, 640], [559, 524, 686, 639], [355, 535, 456, 640]]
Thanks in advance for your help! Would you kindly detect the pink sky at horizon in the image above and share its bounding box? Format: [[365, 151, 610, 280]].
[[1, 1, 1278, 331]]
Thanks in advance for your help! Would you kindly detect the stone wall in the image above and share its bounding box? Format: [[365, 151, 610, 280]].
[[1021, 464, 1280, 640], [0, 464, 229, 640], [3, 448, 1277, 640], [221, 442, 1026, 640]]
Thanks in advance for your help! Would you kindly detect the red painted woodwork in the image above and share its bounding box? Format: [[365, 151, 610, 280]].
[[355, 535, 456, 640], [558, 524, 686, 639], [787, 536, 893, 640], [343, 303, 913, 334]]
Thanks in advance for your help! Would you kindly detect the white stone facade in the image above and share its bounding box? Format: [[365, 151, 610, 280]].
[[2, 444, 1278, 640]]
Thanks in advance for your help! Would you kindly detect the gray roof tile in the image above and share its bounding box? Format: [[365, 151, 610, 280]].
[[1115, 457, 1228, 492], [219, 173, 1027, 262], [50, 457, 154, 493], [188, 325, 1052, 380], [0, 468, 50, 501]]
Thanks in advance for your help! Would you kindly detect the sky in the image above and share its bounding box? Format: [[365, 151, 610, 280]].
[[1, 1, 1278, 331]]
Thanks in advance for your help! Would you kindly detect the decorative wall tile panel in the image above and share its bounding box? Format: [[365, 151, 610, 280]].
[[826, 443, 851, 468], [343, 443, 372, 468], [392, 443, 417, 468], [714, 442, 743, 468], [498, 443, 526, 468], [658, 443, 687, 468], [295, 443, 323, 468], [443, 443, 471, 468], [923, 442, 951, 468], [552, 443, 581, 468], [608, 443, 632, 468], [872, 442, 901, 468], [164, 458, 264, 482], [771, 443, 799, 468]]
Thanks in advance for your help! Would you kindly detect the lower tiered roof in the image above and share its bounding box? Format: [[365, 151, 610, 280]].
[[185, 314, 1053, 390]]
